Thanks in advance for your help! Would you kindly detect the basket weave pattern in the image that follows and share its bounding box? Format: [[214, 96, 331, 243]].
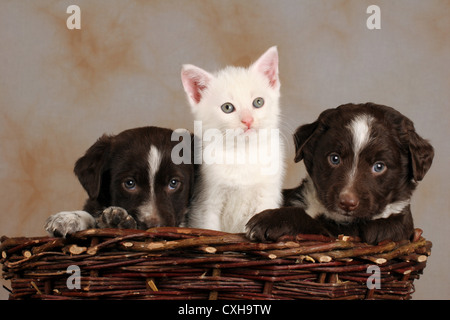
[[1, 227, 431, 300]]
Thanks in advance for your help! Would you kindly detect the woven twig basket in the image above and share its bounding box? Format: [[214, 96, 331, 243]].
[[1, 227, 431, 300]]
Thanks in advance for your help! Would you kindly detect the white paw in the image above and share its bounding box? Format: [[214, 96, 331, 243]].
[[45, 211, 95, 237]]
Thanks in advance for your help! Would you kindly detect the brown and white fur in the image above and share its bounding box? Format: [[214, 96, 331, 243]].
[[246, 103, 434, 244], [45, 126, 195, 237]]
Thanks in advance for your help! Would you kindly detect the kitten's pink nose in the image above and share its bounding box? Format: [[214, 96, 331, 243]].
[[241, 116, 254, 129]]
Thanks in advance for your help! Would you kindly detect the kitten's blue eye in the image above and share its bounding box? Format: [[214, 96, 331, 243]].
[[123, 178, 136, 190], [252, 97, 264, 108], [372, 162, 386, 174], [329, 153, 341, 166], [221, 102, 235, 113]]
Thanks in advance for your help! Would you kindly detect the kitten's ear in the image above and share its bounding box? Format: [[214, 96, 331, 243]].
[[250, 46, 279, 89], [181, 64, 213, 105]]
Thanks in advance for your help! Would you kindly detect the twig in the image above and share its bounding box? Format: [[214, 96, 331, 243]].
[[87, 232, 153, 255], [412, 228, 423, 242], [0, 237, 55, 254], [32, 238, 66, 254], [325, 241, 397, 260], [214, 241, 300, 253], [146, 227, 229, 237], [374, 238, 427, 261], [118, 234, 248, 253], [63, 244, 87, 255], [267, 240, 355, 258]]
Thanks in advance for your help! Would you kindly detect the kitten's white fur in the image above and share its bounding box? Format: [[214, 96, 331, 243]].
[[181, 47, 285, 233]]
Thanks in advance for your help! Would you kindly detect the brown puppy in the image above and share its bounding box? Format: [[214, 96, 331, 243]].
[[246, 103, 434, 244], [45, 126, 195, 237]]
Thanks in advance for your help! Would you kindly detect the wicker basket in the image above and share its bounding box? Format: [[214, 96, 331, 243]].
[[1, 227, 431, 300]]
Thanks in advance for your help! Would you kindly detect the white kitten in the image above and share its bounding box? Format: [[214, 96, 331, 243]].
[[181, 46, 285, 233]]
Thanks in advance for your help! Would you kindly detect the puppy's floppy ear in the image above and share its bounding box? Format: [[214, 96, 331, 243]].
[[404, 121, 434, 182], [294, 108, 340, 163], [74, 135, 112, 199], [293, 121, 319, 163]]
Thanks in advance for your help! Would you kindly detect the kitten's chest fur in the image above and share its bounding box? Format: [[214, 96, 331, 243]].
[[194, 136, 284, 233], [203, 134, 283, 185]]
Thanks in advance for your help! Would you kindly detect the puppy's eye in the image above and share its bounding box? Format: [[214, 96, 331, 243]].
[[123, 179, 136, 190], [221, 102, 235, 114], [168, 178, 180, 190], [372, 162, 387, 174], [329, 153, 341, 166], [252, 97, 264, 108]]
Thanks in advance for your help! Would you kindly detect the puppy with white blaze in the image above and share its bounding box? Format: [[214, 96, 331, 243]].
[[45, 126, 195, 237], [181, 46, 285, 233], [246, 103, 434, 244]]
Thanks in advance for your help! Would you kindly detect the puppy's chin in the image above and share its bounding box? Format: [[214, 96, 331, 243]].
[[331, 207, 371, 221], [322, 209, 355, 223], [331, 206, 388, 222], [137, 215, 162, 229]]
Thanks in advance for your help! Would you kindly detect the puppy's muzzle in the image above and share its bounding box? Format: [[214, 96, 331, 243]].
[[339, 190, 360, 212]]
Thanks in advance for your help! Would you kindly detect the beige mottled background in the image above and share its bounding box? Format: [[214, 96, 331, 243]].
[[1, 0, 448, 300]]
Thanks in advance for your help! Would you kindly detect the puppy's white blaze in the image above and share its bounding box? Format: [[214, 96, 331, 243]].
[[148, 145, 162, 196], [346, 114, 374, 185], [348, 115, 373, 155], [138, 145, 162, 225]]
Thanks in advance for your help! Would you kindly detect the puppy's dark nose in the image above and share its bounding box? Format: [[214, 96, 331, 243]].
[[339, 191, 359, 212]]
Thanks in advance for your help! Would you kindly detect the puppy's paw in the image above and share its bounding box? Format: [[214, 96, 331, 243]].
[[97, 206, 137, 229], [45, 211, 95, 237], [245, 209, 290, 242], [246, 207, 332, 242]]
